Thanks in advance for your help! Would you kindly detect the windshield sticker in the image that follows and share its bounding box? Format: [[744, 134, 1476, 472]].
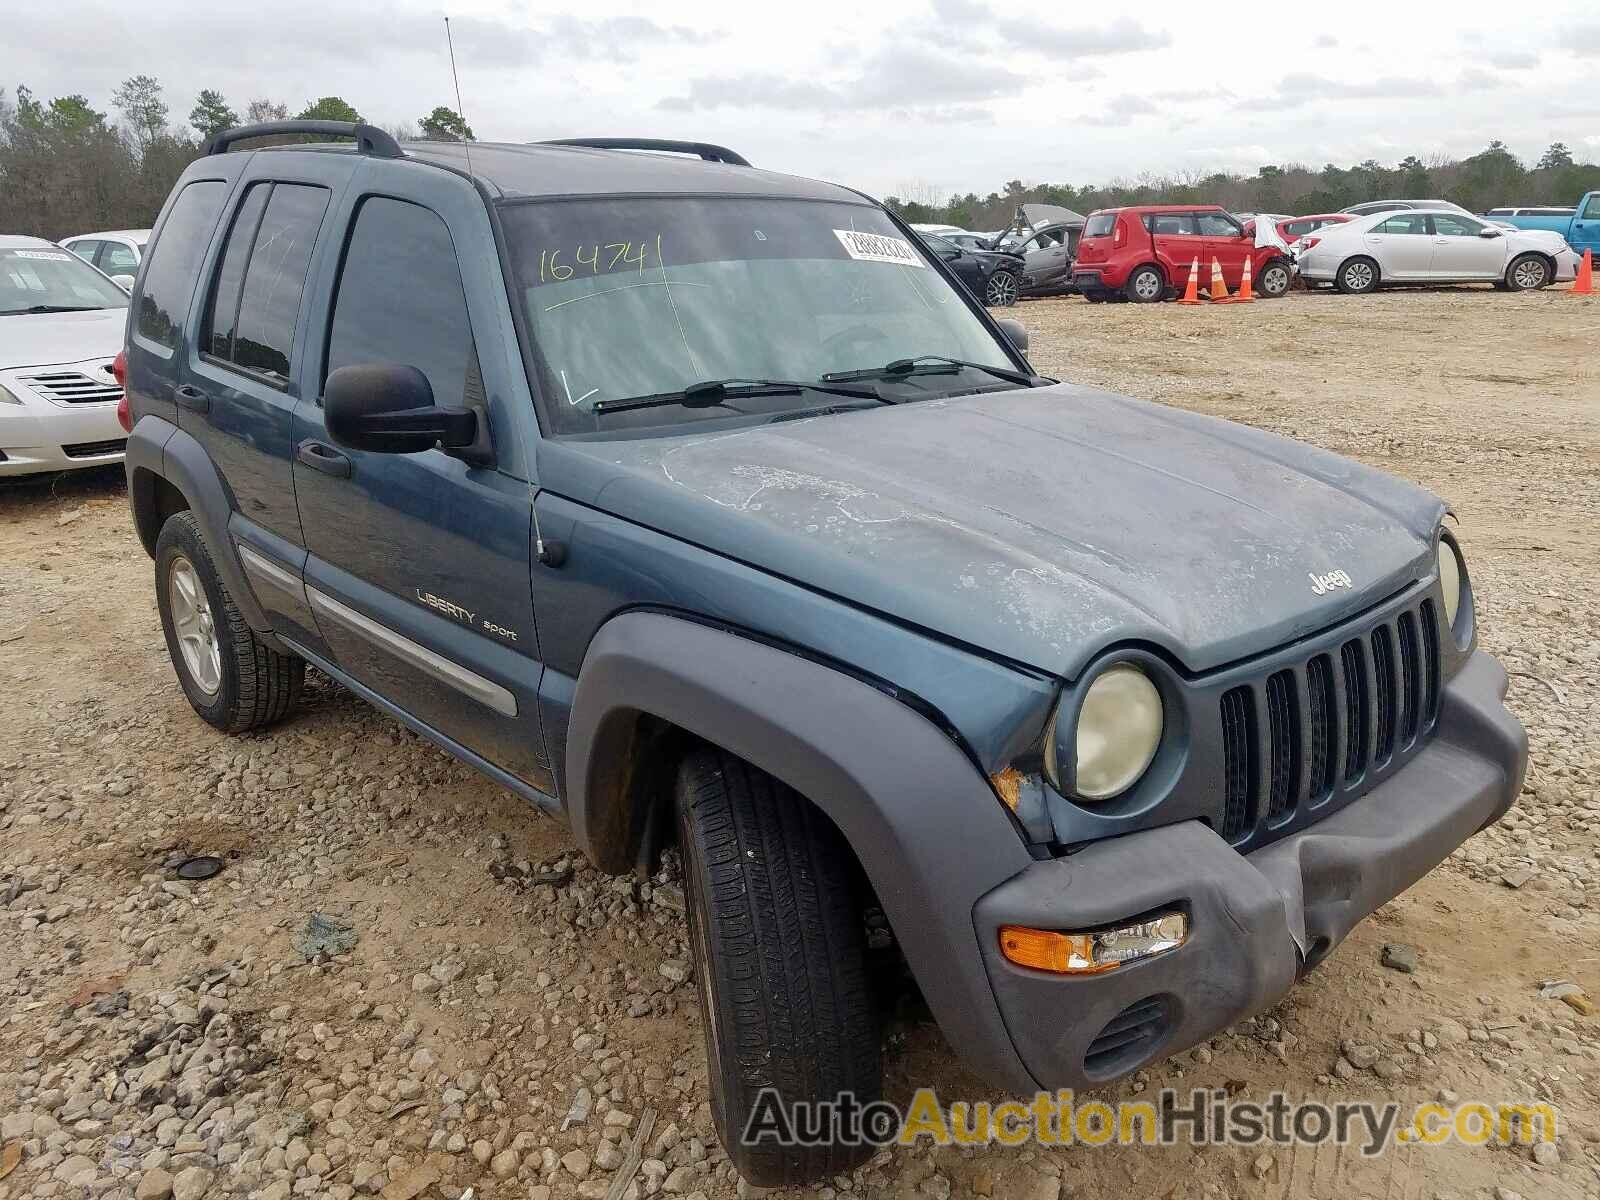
[[10, 250, 73, 261], [833, 230, 926, 268]]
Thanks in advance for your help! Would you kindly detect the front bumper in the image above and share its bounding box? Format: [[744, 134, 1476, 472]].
[[1554, 249, 1579, 282], [971, 649, 1525, 1091], [0, 363, 126, 476]]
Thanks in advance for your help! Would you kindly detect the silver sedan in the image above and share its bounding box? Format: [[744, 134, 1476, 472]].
[[1296, 209, 1579, 294]]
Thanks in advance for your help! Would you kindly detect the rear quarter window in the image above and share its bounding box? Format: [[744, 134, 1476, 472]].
[[136, 180, 227, 351], [1083, 213, 1117, 238]]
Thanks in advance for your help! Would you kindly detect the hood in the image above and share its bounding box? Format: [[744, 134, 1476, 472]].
[[1510, 228, 1573, 250], [541, 387, 1443, 678], [973, 249, 1025, 267], [0, 307, 128, 370]]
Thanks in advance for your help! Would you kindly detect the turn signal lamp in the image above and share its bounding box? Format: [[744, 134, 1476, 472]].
[[999, 913, 1187, 975]]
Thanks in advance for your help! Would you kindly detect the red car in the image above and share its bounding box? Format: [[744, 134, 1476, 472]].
[[1072, 205, 1296, 303]]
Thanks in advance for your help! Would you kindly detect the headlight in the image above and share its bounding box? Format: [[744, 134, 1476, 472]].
[[1437, 537, 1464, 628], [0, 383, 24, 406], [1060, 664, 1165, 801]]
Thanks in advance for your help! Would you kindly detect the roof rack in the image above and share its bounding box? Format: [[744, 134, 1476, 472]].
[[201, 121, 404, 159], [541, 138, 750, 167]]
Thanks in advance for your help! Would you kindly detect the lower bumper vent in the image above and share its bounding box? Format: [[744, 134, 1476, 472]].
[[1083, 995, 1171, 1079]]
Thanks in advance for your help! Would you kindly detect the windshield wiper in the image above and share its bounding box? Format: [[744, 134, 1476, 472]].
[[591, 377, 884, 417], [823, 355, 1037, 386], [3, 304, 106, 316]]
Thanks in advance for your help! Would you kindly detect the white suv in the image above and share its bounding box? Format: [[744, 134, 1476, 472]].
[[1, 235, 131, 476], [61, 229, 151, 288]]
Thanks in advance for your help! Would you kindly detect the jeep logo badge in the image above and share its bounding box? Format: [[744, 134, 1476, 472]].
[[1309, 569, 1353, 596]]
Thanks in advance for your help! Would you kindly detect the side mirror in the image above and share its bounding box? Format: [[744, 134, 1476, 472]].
[[996, 318, 1029, 353], [1478, 227, 1503, 238], [111, 274, 135, 290], [941, 247, 962, 261], [324, 363, 492, 464]]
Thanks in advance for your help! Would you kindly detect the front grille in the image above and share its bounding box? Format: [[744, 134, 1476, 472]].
[[62, 438, 126, 459], [1218, 597, 1442, 845], [17, 369, 121, 404], [1083, 996, 1170, 1079]]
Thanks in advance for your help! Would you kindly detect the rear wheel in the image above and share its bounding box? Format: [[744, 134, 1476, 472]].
[[675, 748, 880, 1187], [1258, 258, 1293, 298], [155, 512, 303, 733], [984, 268, 1019, 307], [1506, 253, 1551, 291], [1125, 265, 1165, 303], [1335, 256, 1380, 295], [1083, 290, 1107, 303]]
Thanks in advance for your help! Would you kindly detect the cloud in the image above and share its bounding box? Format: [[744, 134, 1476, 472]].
[[1314, 33, 1338, 48], [660, 43, 1028, 113], [1082, 93, 1158, 127], [1457, 66, 1512, 90], [1236, 72, 1443, 111], [930, 1, 1169, 58], [1484, 49, 1538, 68], [544, 15, 721, 58], [1573, 23, 1600, 54]]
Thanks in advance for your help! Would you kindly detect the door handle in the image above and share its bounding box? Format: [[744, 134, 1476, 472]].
[[295, 439, 351, 479], [174, 384, 210, 413]]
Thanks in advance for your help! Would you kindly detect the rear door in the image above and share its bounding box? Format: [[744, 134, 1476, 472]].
[[1196, 211, 1252, 286], [1363, 213, 1433, 278], [1145, 212, 1206, 287], [289, 164, 554, 795], [1426, 213, 1505, 279]]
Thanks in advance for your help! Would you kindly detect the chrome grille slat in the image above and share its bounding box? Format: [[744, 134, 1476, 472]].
[[17, 368, 122, 404]]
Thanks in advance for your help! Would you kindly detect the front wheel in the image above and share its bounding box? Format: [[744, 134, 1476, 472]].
[[1506, 253, 1551, 291], [1125, 265, 1165, 303], [676, 749, 880, 1187], [1335, 256, 1380, 295], [155, 512, 303, 733], [1257, 258, 1293, 298], [984, 269, 1019, 307]]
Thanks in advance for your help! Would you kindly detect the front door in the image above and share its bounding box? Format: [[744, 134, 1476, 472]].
[[1427, 213, 1506, 279], [1146, 213, 1206, 288], [289, 183, 554, 795], [1020, 226, 1071, 289], [1570, 193, 1600, 259], [1363, 213, 1434, 279], [1197, 211, 1252, 287]]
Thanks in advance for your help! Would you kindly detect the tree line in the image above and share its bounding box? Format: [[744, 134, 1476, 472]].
[[0, 75, 473, 240], [888, 141, 1600, 230]]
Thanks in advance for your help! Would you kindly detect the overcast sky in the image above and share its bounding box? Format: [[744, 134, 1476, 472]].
[[8, 0, 1598, 199]]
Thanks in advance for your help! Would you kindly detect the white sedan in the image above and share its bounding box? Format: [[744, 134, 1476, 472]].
[[60, 229, 150, 288], [1, 235, 131, 476], [1296, 209, 1579, 294]]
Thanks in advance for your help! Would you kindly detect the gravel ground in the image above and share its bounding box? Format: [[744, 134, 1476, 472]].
[[2, 286, 1597, 1200]]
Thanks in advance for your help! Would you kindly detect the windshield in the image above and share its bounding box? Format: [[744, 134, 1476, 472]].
[[501, 196, 1016, 434], [0, 246, 129, 314]]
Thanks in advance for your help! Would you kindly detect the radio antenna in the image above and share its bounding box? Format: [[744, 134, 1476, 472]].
[[444, 16, 475, 177]]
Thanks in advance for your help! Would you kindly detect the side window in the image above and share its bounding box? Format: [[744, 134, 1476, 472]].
[[325, 197, 477, 410], [1195, 212, 1243, 237], [101, 243, 140, 274], [1431, 214, 1483, 237], [1283, 220, 1310, 238], [137, 180, 226, 350], [67, 240, 102, 266], [199, 182, 328, 385], [1582, 195, 1600, 221], [1149, 214, 1197, 236], [204, 183, 271, 362], [1374, 215, 1428, 235]]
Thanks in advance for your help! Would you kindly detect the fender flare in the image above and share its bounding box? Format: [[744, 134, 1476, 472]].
[[566, 610, 1039, 1092], [128, 416, 273, 635]]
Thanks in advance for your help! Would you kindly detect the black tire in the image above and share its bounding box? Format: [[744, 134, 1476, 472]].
[[1505, 253, 1551, 292], [155, 511, 303, 733], [1125, 264, 1165, 303], [1084, 290, 1107, 303], [984, 268, 1019, 307], [1334, 256, 1380, 295], [675, 749, 880, 1187], [1257, 258, 1293, 299]]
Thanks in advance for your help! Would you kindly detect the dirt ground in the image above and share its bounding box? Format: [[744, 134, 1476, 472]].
[[2, 286, 1597, 1200]]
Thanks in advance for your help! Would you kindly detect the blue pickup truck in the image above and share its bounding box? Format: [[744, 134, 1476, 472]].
[[1489, 191, 1600, 257]]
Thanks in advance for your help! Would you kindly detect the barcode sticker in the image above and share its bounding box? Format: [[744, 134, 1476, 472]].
[[10, 250, 73, 261], [833, 230, 926, 268]]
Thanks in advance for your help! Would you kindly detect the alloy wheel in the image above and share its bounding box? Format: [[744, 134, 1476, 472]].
[[1132, 270, 1162, 301], [168, 556, 222, 696], [1344, 262, 1374, 291], [1512, 259, 1548, 290], [986, 271, 1018, 306], [1261, 264, 1291, 296]]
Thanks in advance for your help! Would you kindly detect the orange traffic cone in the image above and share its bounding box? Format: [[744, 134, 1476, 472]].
[[1177, 257, 1202, 305], [1206, 257, 1230, 302], [1232, 256, 1255, 303], [1572, 249, 1594, 296]]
